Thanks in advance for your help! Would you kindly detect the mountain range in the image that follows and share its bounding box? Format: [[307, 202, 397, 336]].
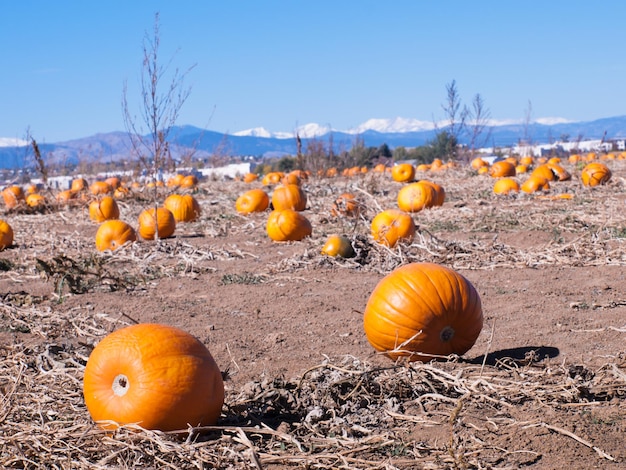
[[1, 115, 626, 170]]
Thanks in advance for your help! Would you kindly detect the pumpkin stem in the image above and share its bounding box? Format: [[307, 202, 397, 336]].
[[440, 326, 455, 342], [112, 374, 130, 396]]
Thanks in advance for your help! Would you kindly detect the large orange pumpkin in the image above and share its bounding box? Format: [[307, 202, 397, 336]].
[[137, 207, 176, 240], [89, 196, 120, 223], [581, 162, 611, 187], [95, 220, 137, 251], [271, 184, 307, 211], [371, 209, 415, 247], [83, 323, 224, 431], [397, 181, 437, 213], [0, 219, 13, 250], [164, 194, 201, 222], [266, 209, 312, 241], [391, 163, 415, 183], [235, 189, 270, 214], [363, 262, 483, 362]]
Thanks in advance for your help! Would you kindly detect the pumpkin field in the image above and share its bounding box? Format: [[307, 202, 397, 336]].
[[1, 155, 625, 469]]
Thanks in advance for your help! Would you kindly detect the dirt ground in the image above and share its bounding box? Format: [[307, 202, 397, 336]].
[[1, 161, 625, 469]]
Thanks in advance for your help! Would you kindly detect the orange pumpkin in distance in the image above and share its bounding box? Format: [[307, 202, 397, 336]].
[[363, 262, 483, 362], [0, 219, 14, 250], [25, 193, 46, 208], [581, 162, 612, 187], [493, 178, 520, 195], [331, 193, 361, 217], [89, 196, 120, 223], [90, 181, 113, 196], [2, 185, 24, 209], [83, 323, 224, 431], [391, 163, 415, 183], [371, 209, 415, 247], [271, 184, 307, 211], [235, 189, 270, 214], [137, 207, 176, 240], [488, 160, 516, 178], [164, 194, 201, 222], [397, 181, 437, 213], [95, 220, 137, 251], [321, 234, 355, 258], [266, 209, 312, 241]]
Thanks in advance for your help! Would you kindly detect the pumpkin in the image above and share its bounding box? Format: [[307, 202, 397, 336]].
[[581, 162, 611, 187], [164, 194, 201, 222], [137, 207, 176, 240], [331, 193, 361, 217], [25, 193, 46, 208], [391, 163, 415, 183], [416, 163, 431, 172], [520, 156, 534, 166], [261, 172, 284, 186], [90, 181, 113, 196], [114, 186, 130, 199], [71, 178, 88, 192], [26, 184, 38, 195], [266, 209, 312, 241], [531, 163, 571, 182], [180, 175, 198, 189], [0, 219, 13, 250], [2, 185, 24, 209], [493, 177, 520, 195], [271, 184, 307, 211], [83, 323, 224, 431], [417, 180, 445, 207], [321, 234, 355, 258], [373, 163, 387, 173], [89, 196, 120, 223], [521, 175, 550, 193], [488, 161, 516, 178], [397, 181, 437, 213], [325, 167, 338, 177], [363, 262, 483, 362], [242, 172, 258, 183], [235, 189, 270, 214], [281, 172, 302, 186], [515, 164, 528, 174], [167, 174, 185, 187], [470, 157, 488, 170], [56, 189, 76, 204], [371, 209, 415, 247], [95, 220, 137, 251], [104, 177, 121, 189]]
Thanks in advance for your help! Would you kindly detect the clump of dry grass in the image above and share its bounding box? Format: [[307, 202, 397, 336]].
[[1, 295, 624, 469]]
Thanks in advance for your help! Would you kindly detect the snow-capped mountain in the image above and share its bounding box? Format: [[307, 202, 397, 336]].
[[0, 137, 28, 148], [2, 115, 626, 169]]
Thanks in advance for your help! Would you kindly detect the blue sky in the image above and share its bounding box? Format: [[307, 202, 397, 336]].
[[2, 1, 626, 143]]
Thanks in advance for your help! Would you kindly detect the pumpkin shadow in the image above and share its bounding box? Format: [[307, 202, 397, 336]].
[[468, 345, 560, 367]]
